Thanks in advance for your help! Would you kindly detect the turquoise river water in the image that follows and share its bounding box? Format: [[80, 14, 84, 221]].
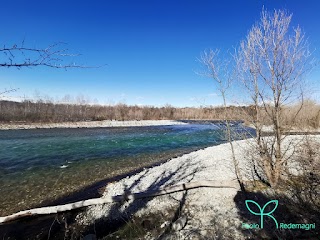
[[0, 122, 254, 215]]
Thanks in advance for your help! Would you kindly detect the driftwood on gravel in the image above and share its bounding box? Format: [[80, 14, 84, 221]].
[[0, 180, 238, 224]]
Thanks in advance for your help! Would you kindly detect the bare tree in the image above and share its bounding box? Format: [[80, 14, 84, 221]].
[[199, 49, 244, 190], [235, 9, 313, 187]]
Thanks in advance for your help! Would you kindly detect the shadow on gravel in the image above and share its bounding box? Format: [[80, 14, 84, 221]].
[[68, 158, 204, 240], [234, 190, 320, 239]]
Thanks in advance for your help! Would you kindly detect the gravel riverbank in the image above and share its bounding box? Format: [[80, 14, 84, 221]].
[[76, 138, 252, 238], [76, 135, 320, 239], [0, 120, 188, 130]]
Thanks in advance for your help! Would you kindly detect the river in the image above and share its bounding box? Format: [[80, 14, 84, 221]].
[[0, 121, 254, 215]]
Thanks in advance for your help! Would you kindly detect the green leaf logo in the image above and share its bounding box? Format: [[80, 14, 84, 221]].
[[245, 200, 279, 228]]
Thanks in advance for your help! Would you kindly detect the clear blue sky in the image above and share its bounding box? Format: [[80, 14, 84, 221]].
[[1, 0, 319, 107]]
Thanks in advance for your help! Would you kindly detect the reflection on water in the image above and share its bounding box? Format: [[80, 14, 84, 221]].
[[0, 122, 254, 215]]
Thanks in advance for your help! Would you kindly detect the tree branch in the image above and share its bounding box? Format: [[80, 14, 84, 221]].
[[0, 180, 238, 224], [0, 42, 103, 69]]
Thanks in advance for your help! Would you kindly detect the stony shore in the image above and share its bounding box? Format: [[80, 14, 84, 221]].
[[0, 120, 188, 130], [76, 135, 320, 239]]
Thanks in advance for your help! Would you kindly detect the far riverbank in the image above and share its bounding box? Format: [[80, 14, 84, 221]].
[[0, 120, 187, 130]]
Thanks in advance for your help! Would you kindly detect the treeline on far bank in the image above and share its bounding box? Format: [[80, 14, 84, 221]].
[[0, 100, 248, 122], [0, 100, 319, 128]]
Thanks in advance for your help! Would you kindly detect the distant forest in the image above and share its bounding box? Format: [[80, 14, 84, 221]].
[[0, 100, 249, 122], [0, 100, 319, 128]]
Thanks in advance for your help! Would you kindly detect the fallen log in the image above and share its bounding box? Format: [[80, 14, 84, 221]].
[[0, 180, 238, 224]]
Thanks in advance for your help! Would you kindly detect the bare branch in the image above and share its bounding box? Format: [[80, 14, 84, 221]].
[[0, 87, 19, 96], [0, 42, 103, 69]]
